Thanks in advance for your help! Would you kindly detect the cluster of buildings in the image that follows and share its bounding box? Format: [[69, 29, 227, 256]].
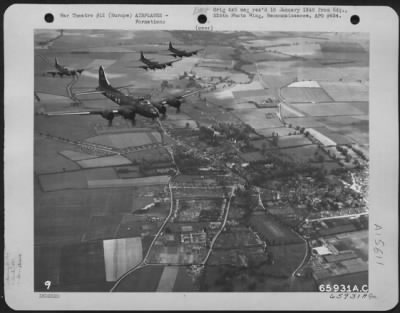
[[308, 235, 368, 284]]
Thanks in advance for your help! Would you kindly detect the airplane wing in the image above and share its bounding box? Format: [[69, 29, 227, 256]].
[[75, 84, 135, 96], [45, 71, 65, 77], [114, 84, 136, 90], [131, 65, 151, 70], [159, 58, 182, 67], [180, 84, 217, 98], [75, 90, 104, 96], [43, 109, 120, 117]]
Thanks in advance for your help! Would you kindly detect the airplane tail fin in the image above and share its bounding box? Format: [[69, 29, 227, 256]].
[[55, 57, 59, 66], [169, 42, 173, 50], [140, 51, 144, 60], [98, 66, 111, 89]]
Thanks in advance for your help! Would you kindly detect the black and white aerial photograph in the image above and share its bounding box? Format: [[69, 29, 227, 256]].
[[34, 30, 369, 293]]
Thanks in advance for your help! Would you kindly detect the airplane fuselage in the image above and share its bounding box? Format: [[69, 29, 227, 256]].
[[100, 86, 160, 118], [55, 63, 72, 75], [140, 57, 166, 70], [169, 47, 195, 58], [55, 63, 82, 76]]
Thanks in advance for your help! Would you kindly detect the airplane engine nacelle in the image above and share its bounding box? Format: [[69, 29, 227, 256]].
[[166, 98, 182, 113], [101, 110, 115, 126], [119, 108, 135, 120], [101, 110, 115, 121]]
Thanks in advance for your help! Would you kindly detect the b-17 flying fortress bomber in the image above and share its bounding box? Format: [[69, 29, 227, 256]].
[[34, 30, 369, 293], [44, 66, 160, 125], [45, 57, 85, 77]]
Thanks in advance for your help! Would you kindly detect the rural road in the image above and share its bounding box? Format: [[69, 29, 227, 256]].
[[200, 185, 236, 265], [109, 181, 175, 292]]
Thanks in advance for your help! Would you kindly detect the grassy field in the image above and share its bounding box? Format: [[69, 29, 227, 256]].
[[156, 266, 180, 291], [256, 127, 294, 137], [83, 167, 118, 180], [125, 147, 171, 163], [202, 242, 305, 292], [288, 101, 368, 117], [103, 237, 143, 282], [278, 145, 331, 163], [277, 135, 313, 148], [35, 192, 91, 244], [87, 175, 170, 188], [38, 171, 88, 191], [319, 81, 368, 102], [59, 241, 107, 287], [173, 267, 195, 291], [86, 132, 161, 148], [35, 115, 98, 141], [59, 150, 98, 161], [318, 116, 369, 145], [35, 136, 81, 174], [77, 155, 132, 168], [83, 215, 122, 241], [267, 243, 306, 275], [113, 265, 164, 291], [213, 229, 261, 249], [249, 214, 303, 245], [284, 115, 369, 145], [281, 87, 333, 103], [311, 127, 355, 145], [235, 109, 284, 129]]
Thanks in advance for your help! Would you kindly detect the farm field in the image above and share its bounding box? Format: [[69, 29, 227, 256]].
[[277, 135, 313, 148], [35, 136, 81, 174], [103, 237, 143, 281], [156, 266, 180, 291], [288, 101, 368, 117], [86, 132, 162, 148], [172, 267, 195, 291], [87, 175, 170, 188], [38, 171, 88, 191], [113, 265, 164, 291], [278, 145, 332, 163], [280, 87, 333, 103], [249, 214, 303, 245], [77, 155, 132, 168], [319, 81, 368, 102], [83, 167, 118, 180], [256, 127, 294, 137], [284, 115, 368, 145], [235, 109, 284, 129], [59, 241, 107, 288], [311, 127, 355, 145], [125, 147, 171, 163], [35, 115, 98, 141], [115, 215, 161, 239], [264, 243, 307, 277], [83, 215, 122, 241], [295, 66, 369, 82], [59, 150, 99, 161]]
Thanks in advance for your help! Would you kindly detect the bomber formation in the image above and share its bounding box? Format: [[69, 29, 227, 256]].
[[34, 30, 369, 293]]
